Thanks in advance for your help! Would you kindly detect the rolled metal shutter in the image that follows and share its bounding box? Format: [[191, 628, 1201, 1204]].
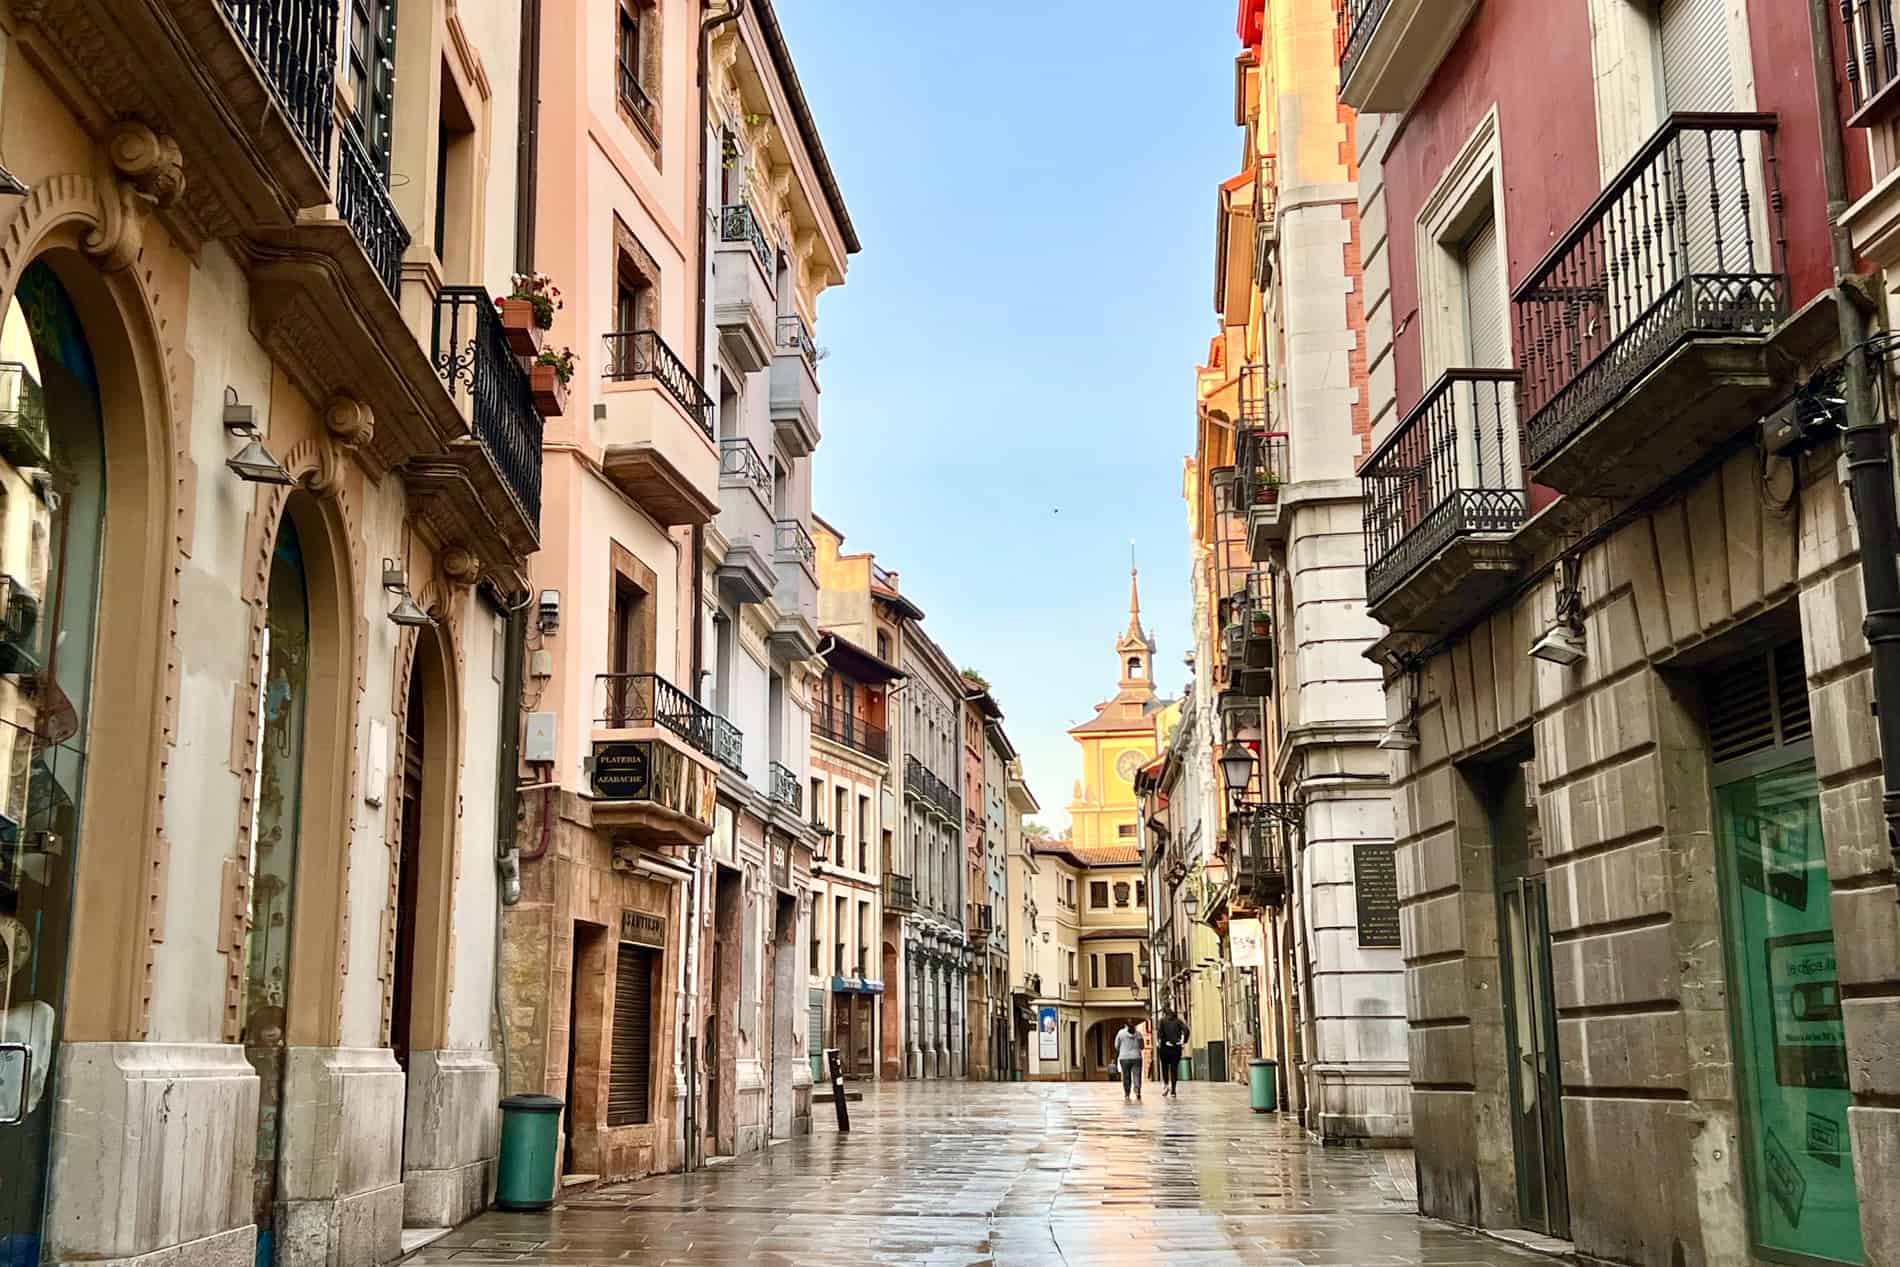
[[608, 944, 653, 1127]]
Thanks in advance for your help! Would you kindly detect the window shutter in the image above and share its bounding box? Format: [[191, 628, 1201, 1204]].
[[1462, 217, 1506, 369], [1706, 641, 1811, 766], [1459, 215, 1520, 493], [608, 944, 653, 1127], [1658, 0, 1750, 275]]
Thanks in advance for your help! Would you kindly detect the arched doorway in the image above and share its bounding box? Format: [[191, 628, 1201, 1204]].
[[243, 512, 312, 1267], [0, 260, 110, 1264], [391, 624, 455, 1177]]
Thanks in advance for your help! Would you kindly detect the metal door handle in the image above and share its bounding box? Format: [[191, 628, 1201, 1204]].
[[0, 1042, 29, 1126]]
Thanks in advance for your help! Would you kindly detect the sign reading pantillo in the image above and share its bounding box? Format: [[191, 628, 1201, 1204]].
[[619, 908, 666, 948], [1353, 842, 1402, 948]]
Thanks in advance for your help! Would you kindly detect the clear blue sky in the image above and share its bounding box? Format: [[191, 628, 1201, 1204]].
[[775, 1, 1241, 829]]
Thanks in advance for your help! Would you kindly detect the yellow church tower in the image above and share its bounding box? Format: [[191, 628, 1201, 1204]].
[[1067, 569, 1171, 848]]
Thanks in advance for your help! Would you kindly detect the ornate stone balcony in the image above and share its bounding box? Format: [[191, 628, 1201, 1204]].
[[770, 316, 821, 457], [598, 331, 719, 527], [1337, 0, 1481, 112], [716, 437, 776, 606], [715, 203, 777, 373], [590, 673, 725, 847]]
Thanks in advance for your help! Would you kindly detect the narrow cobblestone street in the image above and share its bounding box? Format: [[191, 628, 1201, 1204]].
[[403, 1082, 1555, 1266]]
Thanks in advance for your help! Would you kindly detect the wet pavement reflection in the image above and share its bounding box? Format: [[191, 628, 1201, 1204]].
[[403, 1081, 1556, 1265]]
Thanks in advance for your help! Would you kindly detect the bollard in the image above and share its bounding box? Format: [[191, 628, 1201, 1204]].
[[825, 1047, 850, 1133]]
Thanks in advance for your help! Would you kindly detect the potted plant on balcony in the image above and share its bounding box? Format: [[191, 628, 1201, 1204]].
[[498, 272, 562, 357], [1253, 470, 1281, 506], [531, 346, 574, 416]]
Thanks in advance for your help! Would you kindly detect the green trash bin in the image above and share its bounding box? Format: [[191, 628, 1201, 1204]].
[[1249, 1058, 1277, 1113], [495, 1093, 564, 1211], [1178, 1055, 1193, 1083]]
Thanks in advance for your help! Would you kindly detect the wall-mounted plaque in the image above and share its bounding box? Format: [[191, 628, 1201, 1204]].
[[1354, 842, 1401, 948]]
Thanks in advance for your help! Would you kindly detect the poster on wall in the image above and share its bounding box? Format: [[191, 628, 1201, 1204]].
[[1037, 1006, 1058, 1061], [1230, 918, 1266, 969]]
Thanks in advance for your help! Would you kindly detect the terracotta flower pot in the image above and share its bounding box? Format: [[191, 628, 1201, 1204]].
[[499, 298, 544, 357], [1256, 485, 1279, 505], [530, 362, 568, 416]]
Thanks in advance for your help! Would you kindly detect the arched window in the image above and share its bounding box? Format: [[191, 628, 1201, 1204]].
[[1127, 657, 1143, 678]]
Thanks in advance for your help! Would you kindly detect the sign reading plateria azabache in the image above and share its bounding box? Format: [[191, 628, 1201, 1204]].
[[592, 740, 653, 801], [1354, 842, 1401, 948]]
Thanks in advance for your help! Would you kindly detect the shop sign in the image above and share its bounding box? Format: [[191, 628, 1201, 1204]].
[[829, 975, 885, 994], [770, 835, 791, 891], [619, 908, 666, 948], [1230, 917, 1266, 968], [591, 740, 716, 833]]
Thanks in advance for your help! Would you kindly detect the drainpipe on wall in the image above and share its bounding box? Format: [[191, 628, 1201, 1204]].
[[1807, 0, 1900, 897]]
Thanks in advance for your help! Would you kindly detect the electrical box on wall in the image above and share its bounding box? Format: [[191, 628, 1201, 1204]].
[[524, 711, 556, 764]]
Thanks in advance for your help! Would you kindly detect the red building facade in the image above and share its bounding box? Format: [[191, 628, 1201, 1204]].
[[1348, 1, 1896, 1264]]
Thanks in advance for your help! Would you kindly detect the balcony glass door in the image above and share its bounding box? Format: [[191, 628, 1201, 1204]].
[[0, 263, 107, 1267], [1500, 875, 1568, 1238]]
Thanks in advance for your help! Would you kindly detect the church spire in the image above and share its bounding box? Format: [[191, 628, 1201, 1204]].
[[1126, 565, 1143, 641]]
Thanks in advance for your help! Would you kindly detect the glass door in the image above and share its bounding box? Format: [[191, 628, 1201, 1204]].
[[1715, 756, 1862, 1264], [0, 262, 108, 1267], [1501, 874, 1570, 1238]]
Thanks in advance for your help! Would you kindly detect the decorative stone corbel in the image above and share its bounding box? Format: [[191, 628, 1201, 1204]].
[[304, 394, 373, 498], [83, 121, 183, 271], [439, 544, 481, 589]]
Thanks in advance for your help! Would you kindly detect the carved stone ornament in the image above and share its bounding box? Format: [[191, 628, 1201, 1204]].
[[440, 544, 481, 588], [84, 122, 184, 271], [304, 394, 373, 498]]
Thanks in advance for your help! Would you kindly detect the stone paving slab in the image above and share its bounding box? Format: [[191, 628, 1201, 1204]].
[[401, 1082, 1557, 1266]]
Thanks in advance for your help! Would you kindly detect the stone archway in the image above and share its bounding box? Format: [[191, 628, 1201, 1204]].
[[0, 176, 181, 1048]]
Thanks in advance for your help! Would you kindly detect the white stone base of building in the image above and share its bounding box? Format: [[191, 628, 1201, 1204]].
[[400, 1049, 501, 1228], [277, 1046, 406, 1267], [44, 1042, 259, 1265], [1309, 1064, 1412, 1145]]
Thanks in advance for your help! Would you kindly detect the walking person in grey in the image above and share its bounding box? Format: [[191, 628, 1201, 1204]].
[[1155, 1007, 1188, 1096], [1114, 1020, 1145, 1101]]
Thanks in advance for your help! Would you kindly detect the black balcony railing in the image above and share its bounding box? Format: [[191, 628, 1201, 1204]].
[[1361, 370, 1527, 610], [884, 872, 916, 913], [774, 518, 816, 567], [719, 437, 771, 498], [712, 716, 744, 772], [1338, 0, 1392, 92], [1237, 427, 1288, 509], [432, 287, 545, 527], [1230, 801, 1295, 908], [720, 203, 776, 272], [971, 903, 994, 937], [1843, 0, 1900, 120], [1514, 114, 1787, 470], [777, 314, 818, 362], [602, 330, 715, 439], [1239, 362, 1269, 427], [222, 0, 338, 168], [815, 708, 889, 761], [769, 761, 801, 813], [337, 126, 409, 297], [596, 672, 727, 761], [905, 755, 961, 821]]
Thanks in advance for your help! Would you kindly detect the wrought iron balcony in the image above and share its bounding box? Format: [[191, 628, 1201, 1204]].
[[769, 760, 802, 813], [815, 707, 889, 761], [1515, 114, 1789, 496], [711, 716, 744, 773], [337, 126, 409, 298], [1237, 426, 1289, 557], [1361, 370, 1526, 632], [1336, 0, 1480, 111], [602, 330, 715, 439], [884, 872, 917, 914], [1233, 806, 1293, 909], [904, 755, 961, 822], [969, 903, 994, 943], [222, 0, 338, 169], [777, 314, 818, 362], [1022, 971, 1043, 997], [774, 518, 816, 567], [1843, 0, 1900, 124], [720, 203, 776, 272], [718, 437, 772, 498], [596, 672, 725, 761], [431, 287, 546, 529]]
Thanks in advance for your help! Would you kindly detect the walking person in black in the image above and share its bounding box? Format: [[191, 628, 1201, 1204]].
[[1155, 1007, 1189, 1096]]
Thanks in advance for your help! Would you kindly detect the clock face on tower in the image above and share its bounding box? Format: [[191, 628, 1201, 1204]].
[[1115, 750, 1142, 784]]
